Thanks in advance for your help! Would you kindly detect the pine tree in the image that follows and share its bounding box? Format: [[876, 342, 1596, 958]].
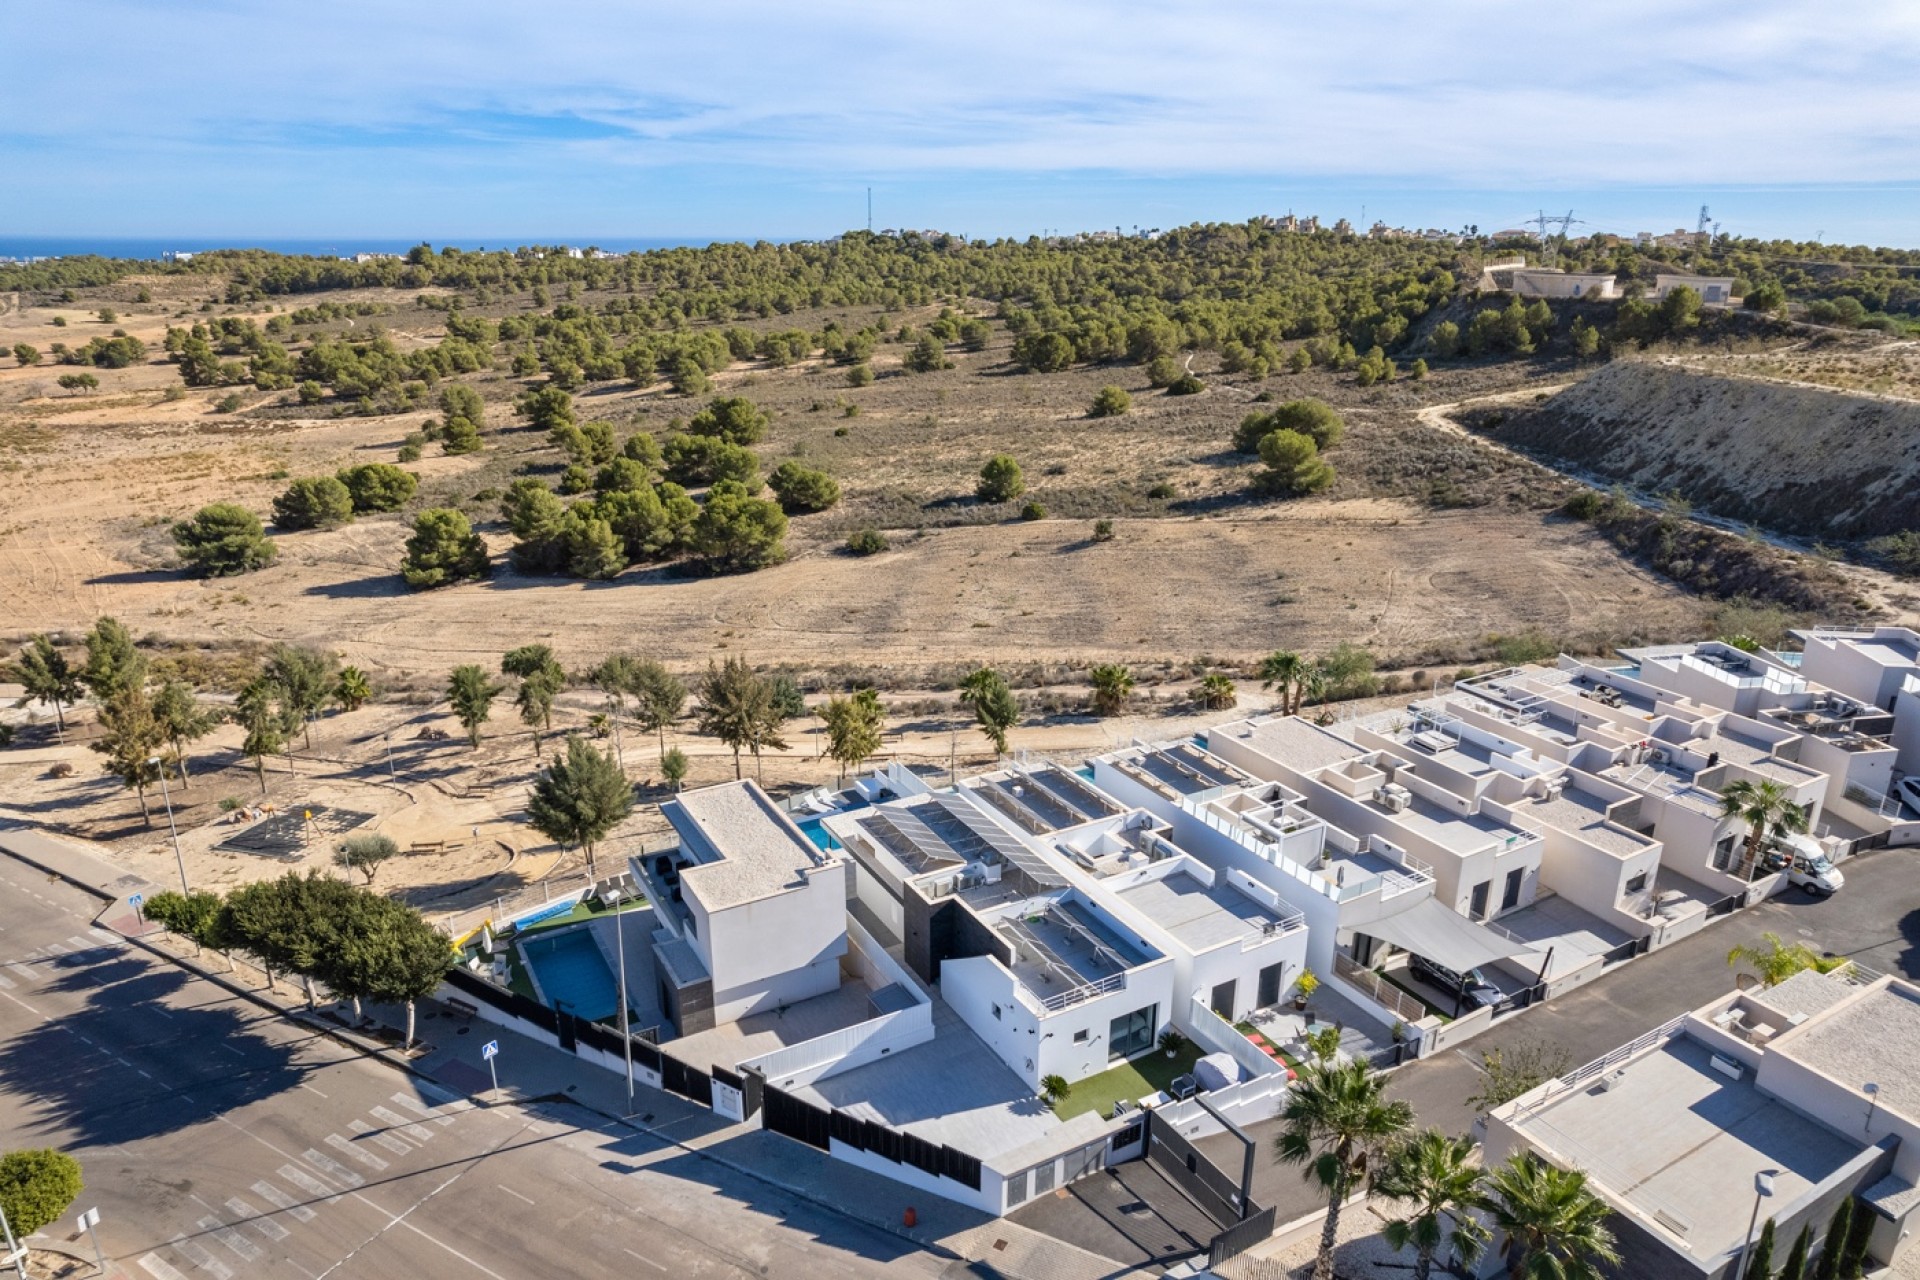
[[526, 736, 634, 878]]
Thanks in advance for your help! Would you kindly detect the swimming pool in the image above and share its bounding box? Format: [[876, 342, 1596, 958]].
[[520, 927, 621, 1021]]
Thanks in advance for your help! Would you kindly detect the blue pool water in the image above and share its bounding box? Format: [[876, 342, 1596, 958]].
[[796, 792, 871, 850], [1076, 764, 1097, 781], [520, 927, 620, 1021]]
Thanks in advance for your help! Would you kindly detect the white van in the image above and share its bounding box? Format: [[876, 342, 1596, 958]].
[[1764, 833, 1845, 896]]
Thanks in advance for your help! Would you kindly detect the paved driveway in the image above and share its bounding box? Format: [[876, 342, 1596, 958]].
[[1206, 846, 1920, 1220]]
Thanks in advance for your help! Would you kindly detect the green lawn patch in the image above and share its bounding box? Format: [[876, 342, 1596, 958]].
[[1050, 1042, 1204, 1121]]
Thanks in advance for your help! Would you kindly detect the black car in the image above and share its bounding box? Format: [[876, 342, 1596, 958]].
[[1407, 954, 1502, 1009]]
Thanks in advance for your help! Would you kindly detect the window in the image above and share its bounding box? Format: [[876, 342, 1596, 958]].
[[991, 1003, 1002, 1020], [1073, 1028, 1089, 1044], [1004, 1169, 1028, 1208], [1031, 1160, 1056, 1196], [1108, 1005, 1158, 1060], [1469, 881, 1491, 919], [1211, 980, 1237, 1020], [1625, 871, 1648, 894], [1501, 867, 1524, 911]]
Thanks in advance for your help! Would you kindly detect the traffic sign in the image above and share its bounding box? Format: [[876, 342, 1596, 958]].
[[77, 1207, 99, 1231], [481, 1040, 499, 1061], [129, 894, 143, 907]]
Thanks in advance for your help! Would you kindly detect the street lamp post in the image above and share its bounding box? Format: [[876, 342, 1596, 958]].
[[148, 757, 189, 895], [615, 890, 634, 1112], [1733, 1169, 1777, 1280]]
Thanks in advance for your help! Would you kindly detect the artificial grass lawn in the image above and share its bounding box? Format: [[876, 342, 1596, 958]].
[[1050, 1042, 1205, 1121]]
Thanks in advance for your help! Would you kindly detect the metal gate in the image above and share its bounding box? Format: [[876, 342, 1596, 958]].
[[1144, 1109, 1246, 1227], [661, 1054, 712, 1107], [1707, 892, 1745, 918], [1209, 1206, 1278, 1268]]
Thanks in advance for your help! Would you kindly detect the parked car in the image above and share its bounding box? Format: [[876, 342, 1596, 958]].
[[1763, 834, 1845, 896], [1407, 954, 1502, 1008], [1894, 775, 1920, 820]]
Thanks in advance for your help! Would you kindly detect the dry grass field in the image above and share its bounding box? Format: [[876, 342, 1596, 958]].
[[0, 277, 1717, 690]]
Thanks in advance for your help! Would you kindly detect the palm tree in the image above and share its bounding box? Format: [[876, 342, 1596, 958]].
[[1718, 778, 1809, 878], [1482, 1154, 1618, 1280], [1258, 650, 1305, 715], [1275, 1060, 1415, 1280], [1196, 674, 1237, 710], [333, 665, 373, 712], [1088, 664, 1135, 716], [1727, 931, 1852, 988], [1374, 1130, 1489, 1280]]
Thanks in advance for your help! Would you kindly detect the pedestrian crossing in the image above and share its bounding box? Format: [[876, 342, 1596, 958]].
[[130, 1088, 470, 1280]]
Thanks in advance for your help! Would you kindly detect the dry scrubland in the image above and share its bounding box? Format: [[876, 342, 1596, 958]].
[[1, 275, 1719, 690], [3, 270, 1911, 913]]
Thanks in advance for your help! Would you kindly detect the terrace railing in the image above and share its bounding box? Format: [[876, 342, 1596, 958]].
[[1015, 970, 1127, 1015]]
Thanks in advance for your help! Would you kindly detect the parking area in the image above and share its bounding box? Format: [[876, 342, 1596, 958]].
[[1008, 1158, 1218, 1269]]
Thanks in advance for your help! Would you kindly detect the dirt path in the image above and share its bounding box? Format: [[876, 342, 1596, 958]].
[[1418, 380, 1917, 624]]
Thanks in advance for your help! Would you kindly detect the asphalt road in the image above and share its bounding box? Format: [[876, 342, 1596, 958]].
[[1208, 845, 1920, 1222], [0, 858, 946, 1280]]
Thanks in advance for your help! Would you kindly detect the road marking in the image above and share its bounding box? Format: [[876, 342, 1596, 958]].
[[226, 1197, 289, 1243], [299, 1083, 328, 1099], [89, 927, 120, 944], [138, 1253, 191, 1280], [327, 1131, 388, 1171], [496, 1183, 534, 1205], [7, 964, 34, 983], [168, 1235, 232, 1280], [251, 1179, 316, 1223], [68, 934, 97, 951], [279, 1162, 343, 1205], [349, 1118, 413, 1156], [622, 1247, 667, 1271], [0, 973, 12, 990], [199, 1215, 263, 1263], [370, 1104, 434, 1144], [392, 1091, 457, 1126], [301, 1148, 365, 1189], [43, 942, 67, 954]]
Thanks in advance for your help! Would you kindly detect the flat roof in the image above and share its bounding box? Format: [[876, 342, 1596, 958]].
[[1511, 1036, 1863, 1258], [1218, 716, 1367, 775], [1112, 871, 1286, 951], [664, 781, 835, 909], [1372, 790, 1532, 856], [1776, 984, 1920, 1127], [994, 898, 1151, 994], [1109, 742, 1250, 797], [1856, 637, 1920, 667], [1513, 787, 1654, 858]]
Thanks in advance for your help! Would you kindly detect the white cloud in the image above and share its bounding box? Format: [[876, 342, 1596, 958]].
[[6, 0, 1918, 225]]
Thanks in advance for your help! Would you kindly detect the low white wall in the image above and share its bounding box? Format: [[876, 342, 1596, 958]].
[[827, 1137, 1002, 1215], [740, 1003, 934, 1091], [1150, 1072, 1293, 1138], [1418, 1004, 1497, 1056], [1184, 996, 1286, 1080]]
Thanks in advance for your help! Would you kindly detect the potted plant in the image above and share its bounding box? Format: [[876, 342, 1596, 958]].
[[1159, 1028, 1188, 1059], [1293, 969, 1319, 1010], [1391, 1018, 1407, 1043], [1040, 1074, 1071, 1107]]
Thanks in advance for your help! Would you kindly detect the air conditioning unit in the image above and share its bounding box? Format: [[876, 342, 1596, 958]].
[[1709, 1054, 1743, 1081], [1376, 784, 1412, 813], [1648, 749, 1669, 765], [1595, 1069, 1627, 1092], [1543, 776, 1568, 797]]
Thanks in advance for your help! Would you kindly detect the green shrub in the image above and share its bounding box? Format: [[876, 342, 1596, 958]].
[[271, 476, 355, 530], [1166, 373, 1205, 395], [1091, 519, 1116, 542], [173, 503, 277, 576], [1020, 500, 1046, 521], [337, 462, 418, 512], [1089, 385, 1132, 418], [1146, 482, 1176, 499], [977, 454, 1025, 503], [768, 462, 841, 514], [846, 528, 889, 555], [1562, 489, 1607, 521]]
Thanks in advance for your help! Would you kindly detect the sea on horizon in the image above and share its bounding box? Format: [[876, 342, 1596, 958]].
[[0, 236, 724, 262]]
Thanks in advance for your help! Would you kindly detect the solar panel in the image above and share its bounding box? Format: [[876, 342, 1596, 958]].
[[972, 783, 1054, 835], [935, 796, 1066, 887], [1031, 766, 1121, 819], [856, 810, 960, 873]]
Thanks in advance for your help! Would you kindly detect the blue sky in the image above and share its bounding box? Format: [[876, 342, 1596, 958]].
[[6, 1, 1919, 246]]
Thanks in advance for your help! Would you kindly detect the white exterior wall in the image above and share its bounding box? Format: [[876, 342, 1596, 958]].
[[1894, 688, 1920, 777], [939, 955, 1176, 1088], [850, 856, 905, 939], [1795, 734, 1897, 819], [1799, 636, 1911, 710], [1520, 819, 1661, 931], [1083, 857, 1308, 1027], [700, 862, 849, 1023], [1168, 806, 1344, 977]]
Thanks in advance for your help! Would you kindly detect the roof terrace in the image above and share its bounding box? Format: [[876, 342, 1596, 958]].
[[1111, 869, 1303, 952], [1509, 783, 1657, 858], [1505, 1034, 1863, 1264], [1103, 741, 1250, 800], [983, 896, 1155, 1012], [965, 762, 1122, 834]]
